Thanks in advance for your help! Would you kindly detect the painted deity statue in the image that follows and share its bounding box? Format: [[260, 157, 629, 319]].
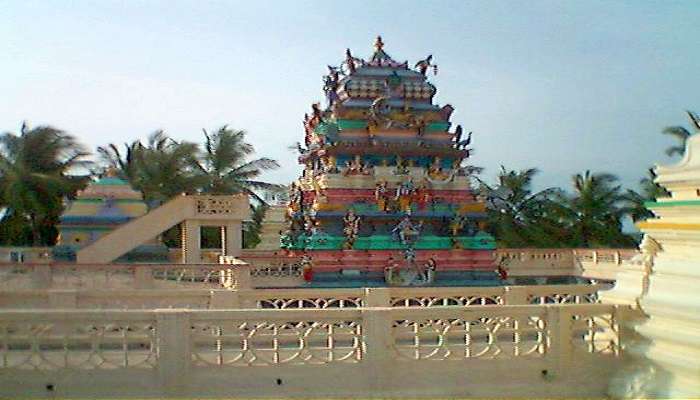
[[280, 228, 296, 249], [303, 209, 320, 237], [374, 180, 389, 212], [301, 253, 314, 282], [323, 66, 340, 107], [288, 182, 302, 213], [342, 210, 361, 249], [427, 157, 450, 181], [394, 155, 409, 175], [344, 155, 371, 176], [369, 97, 392, 130], [392, 215, 422, 246], [343, 48, 358, 74], [323, 156, 339, 173], [395, 178, 416, 212], [415, 181, 431, 210], [423, 258, 437, 283], [384, 256, 402, 286], [450, 214, 466, 237]]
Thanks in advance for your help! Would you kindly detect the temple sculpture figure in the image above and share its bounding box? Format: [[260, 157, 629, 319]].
[[277, 37, 496, 285]]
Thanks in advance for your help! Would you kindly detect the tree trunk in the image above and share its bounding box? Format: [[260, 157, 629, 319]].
[[29, 213, 41, 246]]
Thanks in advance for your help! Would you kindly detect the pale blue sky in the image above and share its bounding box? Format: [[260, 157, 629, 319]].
[[1, 1, 699, 193]]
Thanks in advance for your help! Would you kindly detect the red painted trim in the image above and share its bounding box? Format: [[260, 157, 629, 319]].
[[240, 249, 496, 272]]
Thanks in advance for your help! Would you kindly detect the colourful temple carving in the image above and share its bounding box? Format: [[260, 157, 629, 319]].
[[280, 37, 496, 285]]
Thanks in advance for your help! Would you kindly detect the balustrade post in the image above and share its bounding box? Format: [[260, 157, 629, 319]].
[[208, 289, 241, 309], [363, 288, 390, 307], [156, 310, 191, 396], [30, 264, 52, 289], [614, 251, 621, 265], [546, 306, 572, 381], [235, 264, 252, 290], [134, 266, 154, 289], [592, 250, 598, 265], [361, 307, 393, 392], [503, 286, 529, 305]]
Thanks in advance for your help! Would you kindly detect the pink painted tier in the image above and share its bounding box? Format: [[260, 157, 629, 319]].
[[307, 188, 479, 205], [241, 249, 495, 273]]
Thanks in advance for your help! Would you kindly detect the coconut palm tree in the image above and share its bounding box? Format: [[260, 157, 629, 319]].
[[194, 126, 282, 203], [0, 123, 91, 245], [481, 166, 562, 247], [663, 110, 700, 157], [557, 171, 635, 248], [243, 203, 269, 248], [98, 131, 201, 205], [96, 140, 143, 183], [136, 131, 201, 204], [97, 127, 281, 248]]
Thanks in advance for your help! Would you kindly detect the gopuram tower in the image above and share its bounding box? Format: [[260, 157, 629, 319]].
[[279, 37, 496, 286]]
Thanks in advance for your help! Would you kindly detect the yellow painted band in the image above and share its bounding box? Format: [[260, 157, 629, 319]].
[[637, 221, 700, 231]]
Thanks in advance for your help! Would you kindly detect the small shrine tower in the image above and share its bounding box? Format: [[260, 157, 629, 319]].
[[54, 170, 168, 262]]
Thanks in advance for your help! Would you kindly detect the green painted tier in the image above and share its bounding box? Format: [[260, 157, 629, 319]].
[[281, 232, 496, 251], [454, 232, 497, 250], [335, 119, 450, 132]]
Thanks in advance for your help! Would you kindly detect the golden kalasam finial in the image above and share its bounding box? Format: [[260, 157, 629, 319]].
[[375, 35, 384, 51]]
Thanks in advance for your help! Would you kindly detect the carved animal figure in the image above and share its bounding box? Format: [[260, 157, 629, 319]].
[[415, 55, 437, 75]]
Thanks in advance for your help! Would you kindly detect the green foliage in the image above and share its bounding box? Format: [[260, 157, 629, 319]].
[[662, 110, 699, 157], [98, 126, 282, 206], [194, 126, 282, 202], [98, 126, 281, 249], [482, 166, 636, 248], [98, 130, 201, 205], [625, 168, 670, 222], [556, 171, 637, 248], [0, 123, 91, 245], [482, 166, 568, 248], [243, 203, 268, 249]]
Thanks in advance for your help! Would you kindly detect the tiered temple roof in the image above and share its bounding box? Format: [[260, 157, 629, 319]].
[[58, 173, 147, 246], [55, 171, 168, 262], [280, 37, 496, 283]]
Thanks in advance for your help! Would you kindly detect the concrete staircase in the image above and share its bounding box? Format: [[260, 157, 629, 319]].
[[77, 196, 192, 264], [77, 195, 249, 264]]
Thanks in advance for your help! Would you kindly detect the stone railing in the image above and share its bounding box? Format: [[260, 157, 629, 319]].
[[489, 248, 640, 279], [496, 248, 577, 276], [0, 247, 52, 264], [239, 284, 605, 309], [240, 248, 641, 285], [0, 304, 625, 398], [0, 262, 251, 291], [572, 248, 639, 265], [573, 248, 639, 281], [0, 282, 606, 310]]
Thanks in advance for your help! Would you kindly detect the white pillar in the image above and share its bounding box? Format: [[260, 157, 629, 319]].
[[182, 220, 201, 264], [225, 222, 242, 258]]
